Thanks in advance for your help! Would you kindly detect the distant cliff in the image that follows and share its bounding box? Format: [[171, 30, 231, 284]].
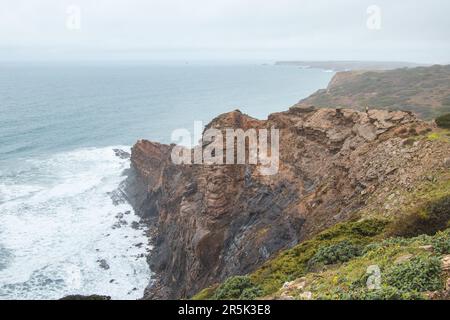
[[125, 106, 450, 299], [295, 65, 450, 119], [275, 61, 425, 71]]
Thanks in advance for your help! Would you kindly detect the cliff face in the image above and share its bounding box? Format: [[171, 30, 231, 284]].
[[126, 106, 450, 299]]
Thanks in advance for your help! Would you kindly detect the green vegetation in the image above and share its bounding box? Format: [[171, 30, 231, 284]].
[[290, 228, 449, 300], [384, 256, 443, 292], [192, 219, 389, 299], [346, 286, 426, 300], [308, 241, 363, 267], [211, 276, 262, 300], [427, 132, 441, 141], [436, 113, 450, 129], [432, 231, 450, 254], [251, 219, 389, 296], [193, 193, 450, 300]]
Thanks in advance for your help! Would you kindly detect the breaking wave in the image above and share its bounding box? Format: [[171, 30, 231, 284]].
[[0, 146, 151, 300]]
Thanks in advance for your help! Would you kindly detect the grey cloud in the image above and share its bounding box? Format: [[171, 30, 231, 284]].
[[0, 0, 448, 63]]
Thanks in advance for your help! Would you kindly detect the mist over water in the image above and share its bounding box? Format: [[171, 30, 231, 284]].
[[0, 63, 333, 299]]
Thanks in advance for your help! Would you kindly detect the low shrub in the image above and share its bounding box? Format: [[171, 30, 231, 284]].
[[316, 219, 388, 241], [240, 287, 263, 300], [431, 229, 450, 255], [212, 276, 261, 300], [436, 113, 450, 129], [385, 256, 444, 292], [309, 241, 363, 267]]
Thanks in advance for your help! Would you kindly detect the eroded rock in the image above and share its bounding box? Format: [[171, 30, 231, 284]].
[[124, 107, 449, 299]]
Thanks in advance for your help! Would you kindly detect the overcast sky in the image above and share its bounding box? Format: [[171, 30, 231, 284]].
[[1, 0, 449, 63]]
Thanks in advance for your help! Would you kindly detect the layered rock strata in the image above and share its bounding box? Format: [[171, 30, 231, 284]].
[[125, 106, 449, 299]]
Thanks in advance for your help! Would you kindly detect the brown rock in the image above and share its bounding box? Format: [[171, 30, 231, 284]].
[[354, 123, 377, 141], [442, 255, 450, 273], [299, 291, 313, 300], [395, 254, 414, 264], [419, 245, 434, 252], [282, 278, 307, 291], [124, 107, 449, 299]]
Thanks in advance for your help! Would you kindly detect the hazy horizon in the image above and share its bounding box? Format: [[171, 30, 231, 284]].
[[1, 0, 449, 64]]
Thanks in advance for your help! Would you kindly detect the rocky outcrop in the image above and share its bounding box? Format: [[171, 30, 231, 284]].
[[125, 106, 450, 299]]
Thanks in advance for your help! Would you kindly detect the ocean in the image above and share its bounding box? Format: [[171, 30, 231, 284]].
[[0, 62, 334, 299]]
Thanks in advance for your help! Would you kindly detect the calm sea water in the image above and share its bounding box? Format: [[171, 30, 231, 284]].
[[0, 62, 333, 299]]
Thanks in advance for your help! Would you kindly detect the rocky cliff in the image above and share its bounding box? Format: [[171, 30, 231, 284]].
[[125, 106, 450, 299]]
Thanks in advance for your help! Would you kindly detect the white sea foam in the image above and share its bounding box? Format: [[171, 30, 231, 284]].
[[0, 146, 151, 300]]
